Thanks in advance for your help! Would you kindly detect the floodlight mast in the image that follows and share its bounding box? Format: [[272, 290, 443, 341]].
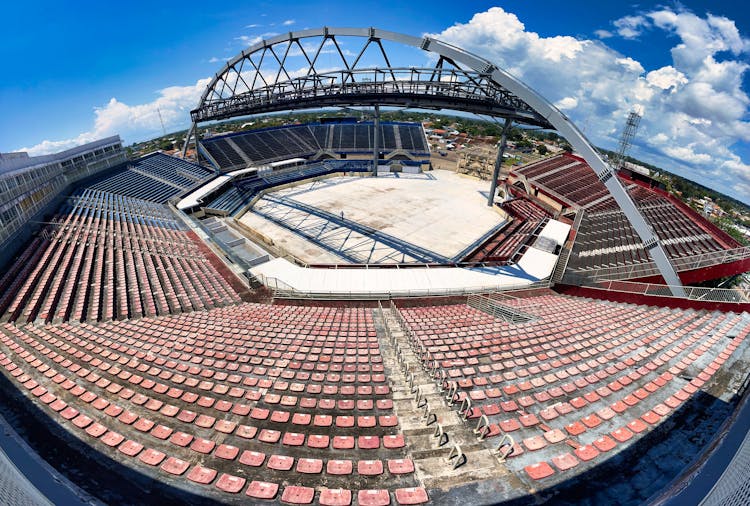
[[184, 27, 685, 296]]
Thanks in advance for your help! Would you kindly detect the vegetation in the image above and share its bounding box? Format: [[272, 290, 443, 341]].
[[125, 109, 748, 240]]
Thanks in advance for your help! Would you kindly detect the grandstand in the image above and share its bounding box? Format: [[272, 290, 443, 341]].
[[0, 189, 239, 324], [508, 153, 750, 283], [87, 152, 212, 204], [1, 25, 750, 506], [462, 198, 552, 264], [200, 121, 430, 171], [0, 137, 126, 264]]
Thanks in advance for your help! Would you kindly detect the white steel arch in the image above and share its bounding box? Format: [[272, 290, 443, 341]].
[[187, 27, 685, 295]]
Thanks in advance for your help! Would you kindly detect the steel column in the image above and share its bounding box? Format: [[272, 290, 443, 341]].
[[372, 105, 380, 176], [488, 118, 512, 207], [190, 27, 686, 296], [181, 122, 196, 159]]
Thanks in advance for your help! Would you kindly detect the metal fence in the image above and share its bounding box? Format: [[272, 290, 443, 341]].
[[258, 274, 551, 300], [570, 246, 750, 281], [577, 279, 749, 304], [466, 293, 537, 323]]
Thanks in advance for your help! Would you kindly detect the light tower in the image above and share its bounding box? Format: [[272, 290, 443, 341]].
[[613, 110, 641, 171]]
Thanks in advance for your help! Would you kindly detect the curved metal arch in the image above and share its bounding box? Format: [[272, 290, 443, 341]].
[[192, 66, 552, 127], [187, 27, 685, 295], [192, 27, 551, 128]]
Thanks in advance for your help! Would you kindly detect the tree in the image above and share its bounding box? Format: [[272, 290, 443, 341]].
[[537, 144, 548, 156]]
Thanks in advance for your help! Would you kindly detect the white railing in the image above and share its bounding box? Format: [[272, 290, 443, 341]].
[[258, 274, 551, 300], [573, 246, 750, 281], [467, 293, 537, 323], [579, 279, 749, 304]]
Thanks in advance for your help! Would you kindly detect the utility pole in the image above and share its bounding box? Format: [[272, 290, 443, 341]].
[[157, 107, 167, 137]]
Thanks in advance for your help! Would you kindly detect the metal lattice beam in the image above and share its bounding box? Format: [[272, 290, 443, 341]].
[[185, 26, 685, 296]]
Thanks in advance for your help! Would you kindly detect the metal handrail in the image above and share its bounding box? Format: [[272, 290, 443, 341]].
[[577, 279, 749, 304], [261, 275, 551, 299], [571, 245, 750, 281]]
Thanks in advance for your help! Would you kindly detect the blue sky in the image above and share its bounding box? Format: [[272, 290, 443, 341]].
[[1, 1, 749, 203]]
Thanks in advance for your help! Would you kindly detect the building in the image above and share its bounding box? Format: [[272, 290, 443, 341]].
[[0, 136, 126, 253]]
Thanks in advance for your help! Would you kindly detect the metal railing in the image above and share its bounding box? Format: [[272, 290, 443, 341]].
[[259, 274, 551, 300], [467, 293, 537, 323], [571, 245, 750, 281], [577, 279, 749, 304]]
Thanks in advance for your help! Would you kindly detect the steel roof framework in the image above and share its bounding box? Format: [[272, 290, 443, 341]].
[[185, 27, 685, 296]]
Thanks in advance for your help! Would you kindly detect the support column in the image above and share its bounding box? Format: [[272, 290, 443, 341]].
[[182, 122, 196, 160], [372, 105, 381, 177], [487, 118, 512, 207], [193, 124, 202, 169]]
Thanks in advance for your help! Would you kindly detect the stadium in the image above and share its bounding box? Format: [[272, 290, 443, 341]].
[[0, 26, 749, 506]]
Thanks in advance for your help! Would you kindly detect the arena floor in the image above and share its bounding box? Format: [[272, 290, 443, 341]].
[[238, 170, 505, 264]]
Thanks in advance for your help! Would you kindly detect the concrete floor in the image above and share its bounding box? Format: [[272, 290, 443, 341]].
[[239, 170, 505, 264]]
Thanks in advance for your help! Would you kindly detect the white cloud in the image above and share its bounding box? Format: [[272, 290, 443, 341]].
[[663, 145, 713, 164], [282, 19, 295, 26], [19, 77, 211, 155], [235, 32, 279, 48], [594, 29, 613, 39], [613, 15, 649, 39], [646, 66, 687, 91], [18, 6, 750, 204], [431, 6, 750, 203], [245, 23, 261, 28], [555, 96, 578, 110]]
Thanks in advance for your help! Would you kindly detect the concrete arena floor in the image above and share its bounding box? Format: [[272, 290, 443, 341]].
[[239, 170, 504, 265]]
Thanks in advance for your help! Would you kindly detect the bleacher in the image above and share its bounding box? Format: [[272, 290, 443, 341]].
[[397, 294, 750, 498], [87, 153, 212, 204], [0, 303, 426, 504], [0, 189, 239, 324], [201, 122, 430, 171], [511, 154, 741, 275], [203, 161, 371, 216], [463, 198, 551, 264]]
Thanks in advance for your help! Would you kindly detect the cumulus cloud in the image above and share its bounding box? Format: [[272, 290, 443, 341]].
[[613, 15, 649, 39], [645, 66, 687, 91], [282, 19, 295, 26], [20, 78, 211, 155], [17, 7, 750, 204], [555, 96, 578, 110], [235, 32, 279, 47], [430, 7, 750, 203]]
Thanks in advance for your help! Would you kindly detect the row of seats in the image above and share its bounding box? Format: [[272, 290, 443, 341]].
[[570, 195, 727, 272], [133, 153, 211, 189], [397, 295, 749, 487], [0, 303, 427, 504], [462, 198, 550, 264], [1, 189, 239, 324], [205, 161, 371, 216], [513, 156, 580, 180], [511, 154, 736, 274], [88, 153, 211, 204], [201, 122, 429, 170]]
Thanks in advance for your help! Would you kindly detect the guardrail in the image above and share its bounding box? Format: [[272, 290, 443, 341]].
[[576, 279, 749, 304], [467, 293, 537, 323], [571, 245, 750, 281], [259, 274, 551, 300]]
